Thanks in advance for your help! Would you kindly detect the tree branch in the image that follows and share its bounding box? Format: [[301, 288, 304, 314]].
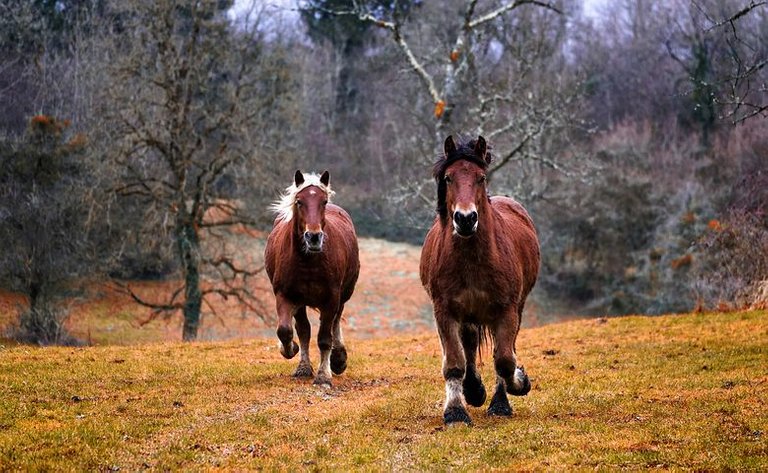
[[695, 0, 768, 32], [308, 3, 441, 104], [112, 281, 184, 314], [469, 0, 562, 28]]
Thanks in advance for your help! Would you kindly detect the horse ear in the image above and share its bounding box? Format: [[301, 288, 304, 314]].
[[294, 170, 304, 187], [444, 135, 457, 157], [320, 170, 330, 187], [475, 136, 489, 163]]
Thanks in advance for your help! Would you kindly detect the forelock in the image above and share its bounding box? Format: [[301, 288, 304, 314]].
[[432, 137, 490, 180], [269, 173, 335, 222]]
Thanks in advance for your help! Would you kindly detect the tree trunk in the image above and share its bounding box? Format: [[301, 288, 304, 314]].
[[29, 279, 41, 313], [178, 221, 202, 341]]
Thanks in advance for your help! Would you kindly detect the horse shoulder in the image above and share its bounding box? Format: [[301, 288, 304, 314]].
[[327, 204, 352, 222], [491, 196, 541, 291], [325, 204, 361, 281], [490, 196, 535, 230], [326, 205, 358, 248]]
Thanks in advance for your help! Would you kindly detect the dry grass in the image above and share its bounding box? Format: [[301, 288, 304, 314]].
[[1, 310, 766, 470]]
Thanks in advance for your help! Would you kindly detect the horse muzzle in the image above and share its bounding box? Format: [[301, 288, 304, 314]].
[[303, 231, 325, 252], [453, 210, 478, 238]]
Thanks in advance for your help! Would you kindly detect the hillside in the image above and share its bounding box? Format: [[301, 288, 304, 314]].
[[0, 237, 436, 345], [1, 310, 765, 470], [0, 236, 572, 347]]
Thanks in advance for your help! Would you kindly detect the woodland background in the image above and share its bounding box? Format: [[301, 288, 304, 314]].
[[1, 0, 766, 344]]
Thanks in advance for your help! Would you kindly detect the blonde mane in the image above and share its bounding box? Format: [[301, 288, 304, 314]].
[[270, 173, 335, 222]]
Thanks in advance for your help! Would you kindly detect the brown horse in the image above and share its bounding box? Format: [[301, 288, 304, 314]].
[[264, 170, 360, 387], [420, 135, 540, 425]]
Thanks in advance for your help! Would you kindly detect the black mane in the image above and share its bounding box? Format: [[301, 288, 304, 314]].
[[432, 136, 493, 219]]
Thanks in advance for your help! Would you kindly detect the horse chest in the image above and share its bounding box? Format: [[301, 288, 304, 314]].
[[278, 259, 338, 305], [451, 287, 492, 316], [439, 259, 511, 320]]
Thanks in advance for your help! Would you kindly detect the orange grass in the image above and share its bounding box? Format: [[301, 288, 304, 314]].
[[1, 310, 766, 470]]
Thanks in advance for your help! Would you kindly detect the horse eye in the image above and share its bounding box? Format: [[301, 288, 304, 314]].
[[444, 175, 452, 184], [295, 200, 302, 207], [478, 175, 487, 183]]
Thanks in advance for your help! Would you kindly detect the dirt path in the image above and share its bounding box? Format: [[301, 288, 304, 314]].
[[192, 237, 435, 341]]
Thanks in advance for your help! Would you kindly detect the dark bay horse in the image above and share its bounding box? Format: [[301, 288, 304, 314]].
[[420, 135, 540, 425], [264, 170, 360, 387]]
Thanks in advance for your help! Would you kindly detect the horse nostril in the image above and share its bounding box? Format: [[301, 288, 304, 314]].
[[305, 231, 322, 245], [453, 211, 477, 227]]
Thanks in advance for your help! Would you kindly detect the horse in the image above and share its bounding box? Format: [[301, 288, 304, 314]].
[[264, 170, 360, 387], [420, 135, 540, 425]]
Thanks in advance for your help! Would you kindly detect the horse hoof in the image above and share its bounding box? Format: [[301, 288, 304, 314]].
[[507, 366, 531, 396], [487, 399, 513, 417], [330, 347, 347, 375], [443, 406, 472, 426], [292, 364, 314, 378], [280, 341, 299, 360], [463, 375, 487, 407], [313, 377, 332, 389], [489, 381, 513, 416]]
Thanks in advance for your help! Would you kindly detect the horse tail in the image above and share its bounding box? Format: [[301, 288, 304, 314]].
[[477, 324, 491, 366]]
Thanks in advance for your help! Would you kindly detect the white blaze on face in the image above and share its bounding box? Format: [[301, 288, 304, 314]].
[[303, 221, 325, 252], [452, 203, 478, 234]]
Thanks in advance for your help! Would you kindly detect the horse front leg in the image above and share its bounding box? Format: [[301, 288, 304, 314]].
[[275, 294, 299, 360], [330, 306, 348, 375], [488, 310, 531, 417], [292, 306, 313, 378], [436, 307, 470, 425], [313, 304, 337, 388]]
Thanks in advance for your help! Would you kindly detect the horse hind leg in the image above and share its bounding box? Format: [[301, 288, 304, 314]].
[[488, 314, 531, 417], [313, 307, 336, 388], [508, 366, 531, 396], [508, 302, 531, 396], [330, 307, 347, 375], [292, 307, 314, 378], [461, 324, 486, 407], [488, 375, 512, 416], [493, 313, 531, 397]]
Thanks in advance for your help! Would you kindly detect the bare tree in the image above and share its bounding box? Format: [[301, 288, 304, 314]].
[[690, 0, 768, 123], [299, 0, 585, 238], [306, 1, 565, 148], [102, 0, 298, 341]]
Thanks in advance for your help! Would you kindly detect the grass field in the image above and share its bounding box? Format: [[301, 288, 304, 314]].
[[1, 310, 766, 470]]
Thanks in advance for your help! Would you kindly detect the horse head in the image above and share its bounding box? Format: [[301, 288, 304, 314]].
[[435, 135, 491, 238], [293, 170, 331, 252]]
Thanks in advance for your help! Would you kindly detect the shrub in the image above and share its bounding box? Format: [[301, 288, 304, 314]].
[[694, 209, 768, 310], [7, 305, 80, 346]]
